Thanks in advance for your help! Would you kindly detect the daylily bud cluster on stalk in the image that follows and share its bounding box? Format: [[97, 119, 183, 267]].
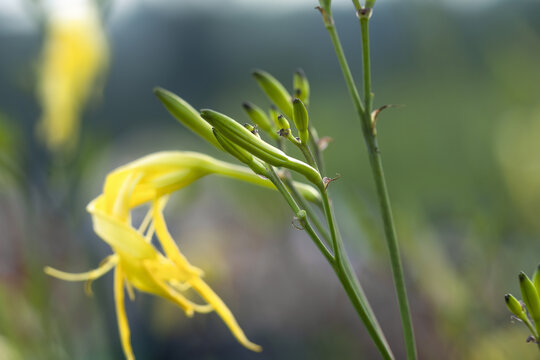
[[505, 266, 540, 343], [154, 68, 323, 191]]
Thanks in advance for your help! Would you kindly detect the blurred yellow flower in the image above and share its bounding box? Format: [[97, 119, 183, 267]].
[[45, 152, 264, 359], [37, 0, 108, 153]]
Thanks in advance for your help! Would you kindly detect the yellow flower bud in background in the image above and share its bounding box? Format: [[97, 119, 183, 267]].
[[37, 0, 108, 153]]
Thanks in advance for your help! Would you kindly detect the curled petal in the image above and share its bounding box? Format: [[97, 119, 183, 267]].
[[190, 277, 262, 352], [114, 266, 134, 360], [44, 254, 118, 282]]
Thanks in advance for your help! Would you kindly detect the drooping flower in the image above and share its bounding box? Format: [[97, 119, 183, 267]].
[[37, 0, 108, 153], [45, 151, 274, 359]]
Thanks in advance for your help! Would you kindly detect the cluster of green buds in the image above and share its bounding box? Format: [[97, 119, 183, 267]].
[[154, 68, 325, 192], [505, 267, 540, 343]]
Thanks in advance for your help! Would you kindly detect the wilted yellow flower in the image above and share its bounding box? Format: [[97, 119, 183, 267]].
[[45, 152, 269, 359], [37, 0, 108, 152]]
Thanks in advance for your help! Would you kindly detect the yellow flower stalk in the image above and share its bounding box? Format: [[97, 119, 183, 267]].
[[37, 0, 108, 153], [45, 151, 320, 358]]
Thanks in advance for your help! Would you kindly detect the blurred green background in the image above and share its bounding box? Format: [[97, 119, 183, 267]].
[[1, 0, 540, 358]]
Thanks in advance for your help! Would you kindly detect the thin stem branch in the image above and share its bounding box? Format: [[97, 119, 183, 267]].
[[320, 186, 394, 360], [266, 167, 334, 263], [282, 175, 332, 245], [308, 126, 326, 176]]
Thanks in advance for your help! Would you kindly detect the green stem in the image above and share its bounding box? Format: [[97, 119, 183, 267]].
[[308, 126, 326, 176], [282, 176, 332, 245], [266, 167, 334, 263], [321, 188, 394, 360], [320, 5, 417, 359], [270, 165, 393, 358], [359, 16, 417, 360]]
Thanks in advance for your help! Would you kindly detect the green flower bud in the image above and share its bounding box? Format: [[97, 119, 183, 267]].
[[201, 109, 322, 187], [277, 115, 291, 137], [292, 98, 309, 144], [268, 106, 281, 129], [242, 102, 276, 138], [520, 272, 540, 325], [252, 70, 293, 120], [213, 129, 267, 176], [505, 293, 528, 321], [154, 87, 223, 150], [533, 265, 540, 293], [293, 69, 310, 106]]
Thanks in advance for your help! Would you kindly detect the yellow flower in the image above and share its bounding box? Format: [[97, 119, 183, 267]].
[[37, 0, 108, 153], [45, 152, 269, 359]]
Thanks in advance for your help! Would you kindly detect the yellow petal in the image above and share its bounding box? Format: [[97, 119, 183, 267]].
[[44, 254, 117, 281], [114, 266, 135, 360], [190, 277, 262, 352], [152, 196, 203, 277], [88, 198, 157, 259], [142, 260, 213, 315]]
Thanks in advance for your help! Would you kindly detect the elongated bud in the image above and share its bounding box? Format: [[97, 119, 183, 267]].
[[252, 70, 293, 120], [278, 115, 291, 131], [202, 109, 288, 165], [505, 293, 528, 321], [242, 102, 276, 138], [213, 129, 267, 176], [533, 265, 540, 293], [213, 128, 253, 165], [293, 69, 310, 106], [520, 272, 540, 324], [292, 98, 309, 144], [154, 87, 223, 150], [201, 109, 322, 187], [269, 106, 281, 128]]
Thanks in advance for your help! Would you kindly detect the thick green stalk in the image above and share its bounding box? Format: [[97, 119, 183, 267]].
[[320, 5, 417, 359], [359, 16, 417, 360], [321, 189, 394, 359]]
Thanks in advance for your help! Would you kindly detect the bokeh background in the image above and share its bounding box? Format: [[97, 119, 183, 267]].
[[1, 0, 540, 358]]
